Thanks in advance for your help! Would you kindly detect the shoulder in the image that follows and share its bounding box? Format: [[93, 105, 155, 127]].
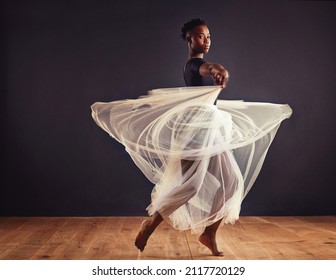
[[186, 58, 206, 67], [185, 58, 206, 73]]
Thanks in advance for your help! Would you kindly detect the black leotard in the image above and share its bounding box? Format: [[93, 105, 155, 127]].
[[183, 58, 214, 86]]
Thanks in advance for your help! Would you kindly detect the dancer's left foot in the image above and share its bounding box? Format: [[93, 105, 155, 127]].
[[199, 232, 224, 256], [135, 220, 152, 252]]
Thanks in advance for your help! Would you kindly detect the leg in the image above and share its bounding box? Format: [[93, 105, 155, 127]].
[[198, 153, 239, 256], [135, 160, 197, 252], [198, 156, 224, 256], [135, 211, 163, 252], [199, 219, 224, 256]]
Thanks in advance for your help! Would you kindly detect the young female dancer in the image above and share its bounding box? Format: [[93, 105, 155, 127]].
[[91, 19, 292, 257], [134, 19, 231, 256]]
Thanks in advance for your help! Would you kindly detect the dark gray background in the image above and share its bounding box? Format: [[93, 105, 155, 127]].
[[2, 0, 336, 216]]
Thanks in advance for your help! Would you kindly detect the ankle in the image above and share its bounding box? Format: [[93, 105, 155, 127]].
[[202, 228, 216, 237]]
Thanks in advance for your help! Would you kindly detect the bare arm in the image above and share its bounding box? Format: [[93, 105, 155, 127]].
[[199, 62, 229, 87]]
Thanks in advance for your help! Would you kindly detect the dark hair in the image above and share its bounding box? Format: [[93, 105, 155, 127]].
[[181, 18, 207, 40]]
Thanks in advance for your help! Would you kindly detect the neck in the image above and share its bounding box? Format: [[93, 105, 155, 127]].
[[188, 47, 204, 59], [189, 53, 204, 59]]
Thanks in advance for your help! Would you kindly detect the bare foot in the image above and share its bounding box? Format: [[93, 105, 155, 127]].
[[199, 232, 224, 256], [134, 220, 152, 252]]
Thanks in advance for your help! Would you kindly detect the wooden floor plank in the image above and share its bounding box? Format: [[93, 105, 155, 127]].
[[0, 216, 335, 260]]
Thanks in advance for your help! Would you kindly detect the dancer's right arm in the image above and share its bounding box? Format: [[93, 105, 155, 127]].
[[199, 62, 229, 87]]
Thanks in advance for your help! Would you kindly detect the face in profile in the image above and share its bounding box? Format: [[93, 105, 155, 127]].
[[187, 25, 211, 54]]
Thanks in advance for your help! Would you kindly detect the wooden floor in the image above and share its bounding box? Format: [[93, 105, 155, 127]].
[[0, 216, 335, 260]]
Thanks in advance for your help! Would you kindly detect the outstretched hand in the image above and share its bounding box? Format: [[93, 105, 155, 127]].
[[212, 69, 229, 87]]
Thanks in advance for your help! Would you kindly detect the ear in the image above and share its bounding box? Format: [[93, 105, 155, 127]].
[[186, 36, 192, 44]]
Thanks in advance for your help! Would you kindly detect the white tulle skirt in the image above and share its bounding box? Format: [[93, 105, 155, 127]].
[[91, 86, 292, 233]]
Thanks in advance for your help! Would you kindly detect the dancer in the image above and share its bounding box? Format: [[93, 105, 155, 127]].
[[91, 19, 292, 257], [135, 19, 231, 256]]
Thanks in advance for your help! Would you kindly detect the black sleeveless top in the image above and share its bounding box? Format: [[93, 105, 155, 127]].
[[183, 58, 214, 86]]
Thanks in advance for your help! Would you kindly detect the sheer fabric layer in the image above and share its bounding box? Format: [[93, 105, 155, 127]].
[[91, 86, 292, 233]]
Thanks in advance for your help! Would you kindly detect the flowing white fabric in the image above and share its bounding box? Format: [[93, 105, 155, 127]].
[[91, 86, 292, 233]]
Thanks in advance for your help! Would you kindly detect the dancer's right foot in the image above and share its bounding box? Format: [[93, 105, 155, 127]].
[[134, 220, 152, 252], [199, 232, 224, 256]]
